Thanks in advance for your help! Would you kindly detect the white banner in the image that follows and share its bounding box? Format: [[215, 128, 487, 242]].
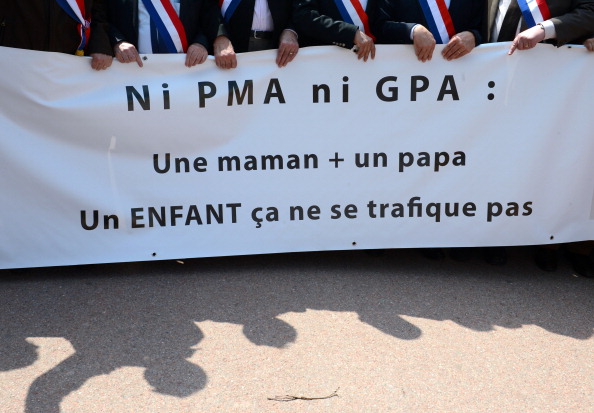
[[1, 44, 593, 269]]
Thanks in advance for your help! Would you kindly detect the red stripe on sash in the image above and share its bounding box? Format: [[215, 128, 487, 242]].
[[349, 0, 376, 41], [435, 0, 456, 38], [535, 0, 551, 20], [160, 0, 188, 52], [74, 0, 86, 17]]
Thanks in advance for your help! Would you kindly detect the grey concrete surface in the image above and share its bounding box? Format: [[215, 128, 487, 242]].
[[0, 247, 592, 413]]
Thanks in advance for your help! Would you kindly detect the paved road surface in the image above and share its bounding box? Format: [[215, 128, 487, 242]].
[[1, 248, 592, 412]]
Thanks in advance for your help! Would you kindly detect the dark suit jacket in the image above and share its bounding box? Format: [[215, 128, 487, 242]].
[[224, 0, 294, 53], [293, 0, 377, 49], [107, 0, 226, 52], [0, 0, 112, 55], [374, 0, 483, 45], [484, 0, 594, 45]]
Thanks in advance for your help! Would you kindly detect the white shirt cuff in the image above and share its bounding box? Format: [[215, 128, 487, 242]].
[[410, 24, 420, 41], [540, 20, 556, 40], [283, 29, 299, 39]]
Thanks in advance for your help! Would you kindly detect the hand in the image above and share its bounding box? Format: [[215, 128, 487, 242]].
[[185, 43, 208, 67], [214, 36, 237, 69], [442, 31, 475, 61], [114, 42, 143, 67], [90, 53, 113, 70], [353, 30, 375, 62], [585, 38, 594, 51], [508, 25, 545, 55], [412, 25, 436, 62], [276, 29, 299, 67]]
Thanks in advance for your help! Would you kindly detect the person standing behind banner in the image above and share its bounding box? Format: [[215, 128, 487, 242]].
[[219, 0, 299, 67], [0, 0, 113, 70], [484, 0, 594, 269], [374, 0, 484, 62], [107, 0, 237, 69], [293, 0, 377, 61], [484, 0, 594, 54]]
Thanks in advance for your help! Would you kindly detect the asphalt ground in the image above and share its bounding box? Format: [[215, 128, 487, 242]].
[[0, 247, 592, 413]]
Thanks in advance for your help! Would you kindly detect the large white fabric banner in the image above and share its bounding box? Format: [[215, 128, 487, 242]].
[[1, 44, 593, 269]]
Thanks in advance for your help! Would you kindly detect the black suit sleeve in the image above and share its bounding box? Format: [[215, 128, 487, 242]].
[[374, 0, 418, 44], [293, 0, 359, 48], [107, 0, 136, 47], [88, 0, 114, 55], [193, 0, 227, 49], [550, 0, 594, 45]]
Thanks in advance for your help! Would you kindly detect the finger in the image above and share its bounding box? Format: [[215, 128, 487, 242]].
[[452, 50, 466, 60], [361, 44, 371, 61], [370, 43, 376, 60], [276, 47, 289, 67], [441, 45, 454, 60], [426, 46, 434, 61], [278, 52, 289, 67], [415, 46, 425, 62], [134, 53, 143, 67], [359, 45, 368, 61], [445, 46, 462, 60], [92, 59, 105, 71], [508, 42, 517, 55], [448, 49, 462, 60], [197, 52, 207, 65], [417, 47, 428, 62], [363, 42, 373, 62]]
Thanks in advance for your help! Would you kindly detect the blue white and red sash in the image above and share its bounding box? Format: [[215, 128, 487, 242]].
[[516, 0, 551, 27], [333, 0, 376, 41], [219, 0, 243, 22], [141, 0, 188, 53], [55, 0, 90, 55], [417, 0, 456, 44]]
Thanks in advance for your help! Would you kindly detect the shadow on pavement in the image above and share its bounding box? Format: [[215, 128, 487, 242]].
[[1, 247, 592, 412]]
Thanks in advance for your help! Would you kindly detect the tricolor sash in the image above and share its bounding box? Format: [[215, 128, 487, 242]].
[[55, 0, 90, 55], [333, 0, 375, 41], [219, 0, 242, 22], [418, 0, 456, 44], [140, 0, 188, 53], [516, 0, 551, 27]]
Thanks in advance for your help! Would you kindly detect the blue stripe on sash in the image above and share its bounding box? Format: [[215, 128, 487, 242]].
[[417, 0, 444, 44], [517, 0, 537, 27], [141, 0, 178, 53], [224, 0, 243, 22], [333, 0, 355, 25], [55, 0, 80, 22]]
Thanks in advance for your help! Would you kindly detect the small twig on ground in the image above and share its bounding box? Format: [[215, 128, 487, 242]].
[[267, 388, 339, 402]]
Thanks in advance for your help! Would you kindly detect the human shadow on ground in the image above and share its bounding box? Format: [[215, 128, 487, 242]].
[[0, 247, 592, 412]]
